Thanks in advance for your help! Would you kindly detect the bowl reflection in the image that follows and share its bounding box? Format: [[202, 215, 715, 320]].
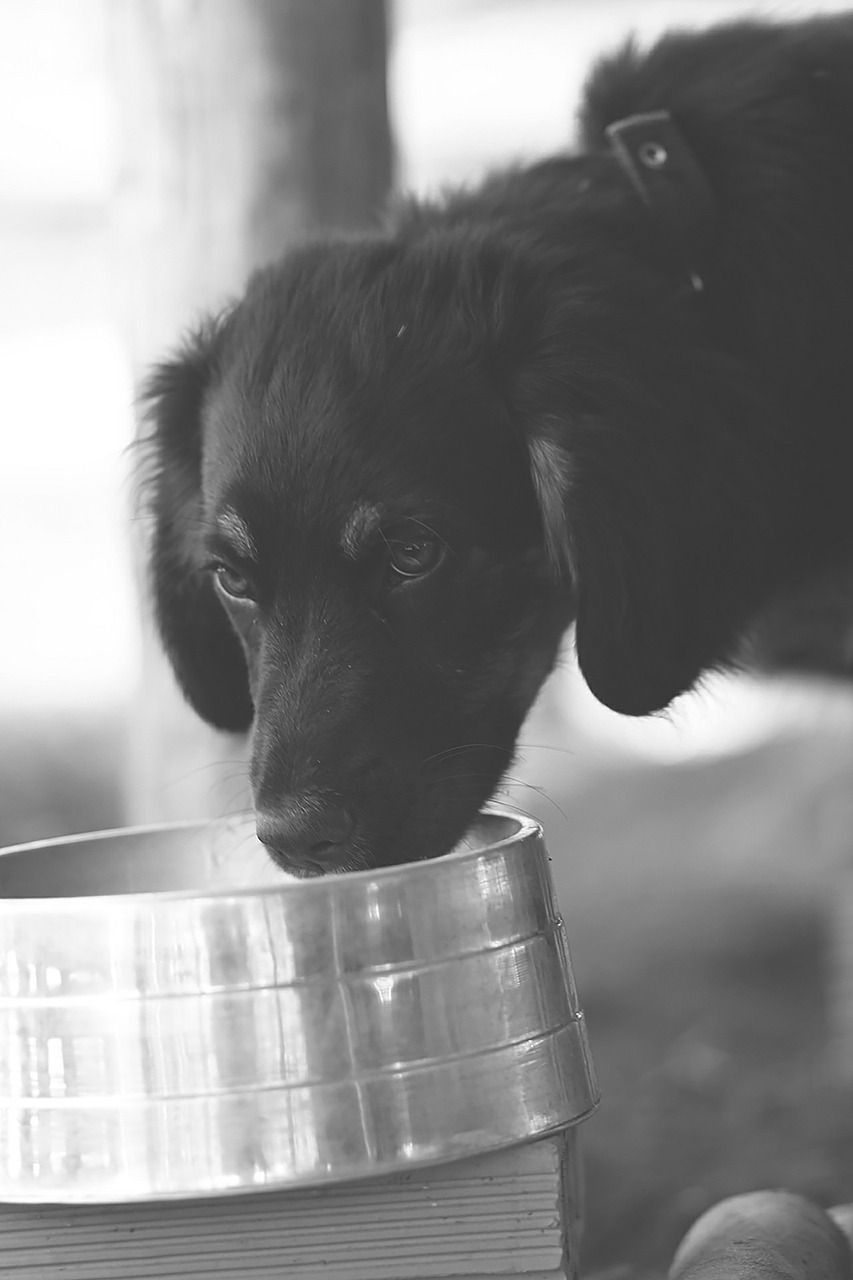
[[0, 808, 597, 1202]]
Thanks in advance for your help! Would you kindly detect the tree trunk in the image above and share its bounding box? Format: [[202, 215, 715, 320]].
[[111, 0, 392, 823]]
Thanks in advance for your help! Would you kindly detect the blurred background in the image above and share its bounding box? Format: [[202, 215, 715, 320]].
[[4, 0, 853, 1268]]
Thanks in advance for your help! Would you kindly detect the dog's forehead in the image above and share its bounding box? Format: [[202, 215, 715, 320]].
[[202, 369, 413, 559], [204, 250, 402, 469], [202, 259, 437, 490], [220, 235, 505, 405], [200, 238, 539, 554], [203, 386, 370, 534], [229, 243, 404, 386]]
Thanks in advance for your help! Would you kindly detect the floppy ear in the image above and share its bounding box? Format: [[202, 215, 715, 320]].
[[139, 321, 254, 732], [524, 358, 777, 717]]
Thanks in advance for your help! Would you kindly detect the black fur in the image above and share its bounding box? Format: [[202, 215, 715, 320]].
[[141, 14, 853, 874]]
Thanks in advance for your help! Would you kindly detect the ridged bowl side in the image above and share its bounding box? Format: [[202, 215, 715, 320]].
[[0, 809, 598, 1201]]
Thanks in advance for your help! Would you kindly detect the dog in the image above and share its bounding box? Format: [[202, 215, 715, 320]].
[[142, 13, 853, 876]]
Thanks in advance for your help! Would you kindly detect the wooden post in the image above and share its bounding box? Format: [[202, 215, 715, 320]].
[[110, 0, 392, 823]]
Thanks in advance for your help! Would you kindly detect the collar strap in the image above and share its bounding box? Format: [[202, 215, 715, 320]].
[[605, 110, 716, 293]]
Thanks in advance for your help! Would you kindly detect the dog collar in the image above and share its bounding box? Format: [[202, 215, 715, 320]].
[[605, 110, 716, 293]]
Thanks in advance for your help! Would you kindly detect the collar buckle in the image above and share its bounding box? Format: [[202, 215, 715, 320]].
[[606, 110, 716, 293]]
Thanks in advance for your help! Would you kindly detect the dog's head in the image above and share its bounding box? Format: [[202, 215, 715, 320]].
[[143, 228, 774, 874], [143, 237, 572, 874]]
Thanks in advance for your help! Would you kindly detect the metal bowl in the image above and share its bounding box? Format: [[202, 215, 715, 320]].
[[0, 808, 597, 1203]]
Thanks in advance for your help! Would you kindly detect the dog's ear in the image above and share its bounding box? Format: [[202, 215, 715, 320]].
[[524, 363, 775, 717], [139, 321, 254, 733]]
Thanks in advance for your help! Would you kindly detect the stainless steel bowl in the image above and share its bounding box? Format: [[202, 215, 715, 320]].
[[0, 808, 598, 1203]]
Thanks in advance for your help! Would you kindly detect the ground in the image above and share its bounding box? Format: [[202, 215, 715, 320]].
[[530, 724, 853, 1269]]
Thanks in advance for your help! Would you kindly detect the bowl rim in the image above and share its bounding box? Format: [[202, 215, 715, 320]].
[[0, 804, 544, 909]]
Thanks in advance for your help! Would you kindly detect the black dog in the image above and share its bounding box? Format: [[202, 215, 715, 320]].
[[143, 14, 853, 876]]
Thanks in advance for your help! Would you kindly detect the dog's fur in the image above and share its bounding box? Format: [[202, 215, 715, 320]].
[[142, 14, 853, 874]]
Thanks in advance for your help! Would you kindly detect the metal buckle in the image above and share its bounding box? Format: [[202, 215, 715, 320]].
[[606, 110, 716, 292]]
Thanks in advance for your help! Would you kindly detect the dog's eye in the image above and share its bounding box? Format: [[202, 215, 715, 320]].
[[211, 564, 256, 601], [385, 534, 444, 579]]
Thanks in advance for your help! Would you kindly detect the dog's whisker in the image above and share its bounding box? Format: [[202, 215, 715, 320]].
[[516, 740, 578, 758], [422, 768, 567, 824], [216, 787, 252, 813], [167, 759, 250, 778], [198, 759, 252, 772], [426, 772, 501, 787], [423, 743, 511, 766], [168, 777, 249, 804], [499, 776, 569, 823], [164, 764, 250, 810], [488, 796, 548, 829]]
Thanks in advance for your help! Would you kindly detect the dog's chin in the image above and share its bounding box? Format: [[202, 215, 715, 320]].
[[268, 858, 326, 880], [260, 843, 394, 879], [260, 829, 457, 879], [261, 849, 354, 879]]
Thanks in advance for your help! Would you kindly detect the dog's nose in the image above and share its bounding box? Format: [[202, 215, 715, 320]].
[[256, 795, 354, 872]]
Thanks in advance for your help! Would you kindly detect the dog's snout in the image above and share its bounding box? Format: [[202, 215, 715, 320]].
[[256, 795, 354, 872]]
